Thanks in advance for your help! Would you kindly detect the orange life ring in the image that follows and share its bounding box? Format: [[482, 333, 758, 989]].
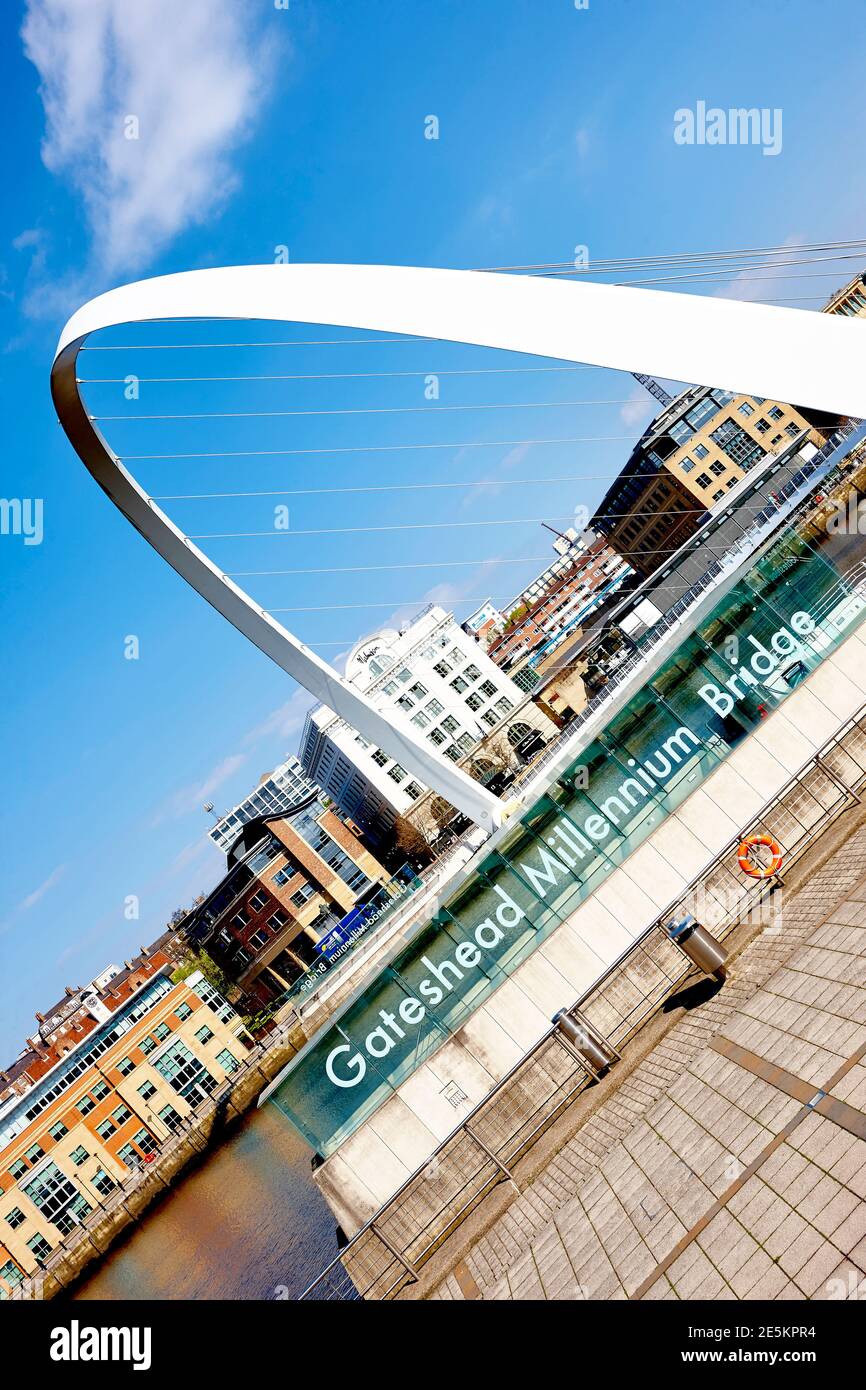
[[738, 834, 783, 878]]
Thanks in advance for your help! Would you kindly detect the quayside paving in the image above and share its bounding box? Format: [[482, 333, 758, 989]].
[[424, 809, 866, 1300]]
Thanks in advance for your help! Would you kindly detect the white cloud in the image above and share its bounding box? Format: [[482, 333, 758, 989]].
[[19, 864, 67, 912], [22, 0, 272, 276], [151, 752, 247, 825], [242, 686, 315, 746]]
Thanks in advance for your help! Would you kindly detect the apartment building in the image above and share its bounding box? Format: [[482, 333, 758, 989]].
[[183, 795, 390, 1006], [592, 386, 824, 578], [482, 529, 631, 688], [207, 755, 319, 853], [0, 950, 249, 1297], [299, 605, 534, 843], [823, 270, 866, 318]]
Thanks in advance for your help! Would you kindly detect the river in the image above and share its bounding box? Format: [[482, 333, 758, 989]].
[[68, 1103, 340, 1301]]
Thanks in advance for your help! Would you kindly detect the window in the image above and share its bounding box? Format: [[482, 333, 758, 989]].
[[70, 1146, 89, 1167], [249, 928, 269, 950], [710, 416, 765, 469], [442, 715, 459, 735], [249, 890, 269, 912], [495, 697, 513, 715], [25, 1144, 43, 1163], [131, 1129, 159, 1156], [153, 1023, 170, 1042], [680, 456, 695, 473], [291, 885, 315, 907], [785, 422, 801, 437], [409, 683, 427, 700], [450, 676, 468, 694], [175, 1001, 193, 1022], [479, 680, 497, 698], [272, 866, 295, 886], [1, 1260, 24, 1291], [137, 1080, 157, 1102], [9, 1160, 28, 1181], [448, 647, 464, 665], [708, 460, 724, 477], [195, 1025, 214, 1046], [116, 1057, 134, 1077], [754, 418, 770, 434], [91, 1081, 109, 1101], [217, 1049, 240, 1074], [396, 668, 412, 683], [738, 402, 754, 417], [464, 664, 481, 681], [231, 910, 249, 931], [465, 692, 483, 712], [118, 1143, 140, 1168], [684, 396, 721, 430], [695, 473, 711, 489], [410, 710, 430, 729], [443, 745, 460, 761], [396, 695, 414, 713], [768, 405, 784, 421], [159, 1104, 183, 1133], [726, 477, 738, 489], [693, 443, 708, 459], [427, 728, 446, 747], [5, 1207, 25, 1230], [457, 733, 475, 754], [433, 660, 451, 678], [405, 782, 422, 800], [49, 1121, 68, 1141], [96, 1119, 115, 1140], [268, 908, 289, 931], [482, 711, 498, 728], [371, 749, 388, 767], [27, 1233, 52, 1262], [139, 1036, 156, 1056], [92, 1169, 116, 1197], [425, 699, 444, 718], [712, 489, 724, 501], [387, 764, 406, 783], [23, 1161, 91, 1236]]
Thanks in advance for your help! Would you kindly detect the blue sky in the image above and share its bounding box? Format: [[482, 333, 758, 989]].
[[2, 0, 866, 1060]]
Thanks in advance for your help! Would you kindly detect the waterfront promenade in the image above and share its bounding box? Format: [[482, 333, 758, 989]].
[[426, 811, 866, 1300]]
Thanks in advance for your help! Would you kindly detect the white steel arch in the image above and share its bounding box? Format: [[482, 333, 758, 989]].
[[51, 264, 866, 829]]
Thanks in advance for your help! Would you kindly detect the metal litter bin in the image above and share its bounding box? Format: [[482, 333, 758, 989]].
[[552, 1008, 618, 1076], [666, 913, 727, 981]]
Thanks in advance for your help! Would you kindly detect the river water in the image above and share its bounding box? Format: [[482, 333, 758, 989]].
[[69, 1104, 339, 1301]]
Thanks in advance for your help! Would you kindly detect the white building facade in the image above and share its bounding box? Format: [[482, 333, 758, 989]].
[[207, 755, 320, 852], [299, 606, 527, 841]]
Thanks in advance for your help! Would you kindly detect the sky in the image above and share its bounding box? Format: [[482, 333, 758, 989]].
[[2, 0, 866, 1061]]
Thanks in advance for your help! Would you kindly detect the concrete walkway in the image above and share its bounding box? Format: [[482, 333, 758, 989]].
[[430, 821, 866, 1300]]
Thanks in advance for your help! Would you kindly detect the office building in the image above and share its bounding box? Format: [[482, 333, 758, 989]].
[[207, 755, 320, 852], [299, 605, 534, 843], [592, 386, 824, 578], [184, 795, 390, 1006]]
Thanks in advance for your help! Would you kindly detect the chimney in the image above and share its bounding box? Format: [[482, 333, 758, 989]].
[[65, 986, 76, 997], [35, 1011, 45, 1022], [140, 945, 150, 957]]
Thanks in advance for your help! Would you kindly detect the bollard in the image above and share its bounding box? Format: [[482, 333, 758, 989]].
[[552, 1008, 618, 1076], [666, 913, 727, 981]]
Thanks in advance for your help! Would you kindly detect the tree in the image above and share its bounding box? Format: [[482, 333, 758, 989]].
[[392, 814, 435, 866]]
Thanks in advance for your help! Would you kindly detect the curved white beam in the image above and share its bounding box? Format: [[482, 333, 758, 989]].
[[51, 264, 866, 831]]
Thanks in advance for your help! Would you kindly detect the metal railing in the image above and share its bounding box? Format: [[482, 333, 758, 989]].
[[300, 702, 866, 1300]]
